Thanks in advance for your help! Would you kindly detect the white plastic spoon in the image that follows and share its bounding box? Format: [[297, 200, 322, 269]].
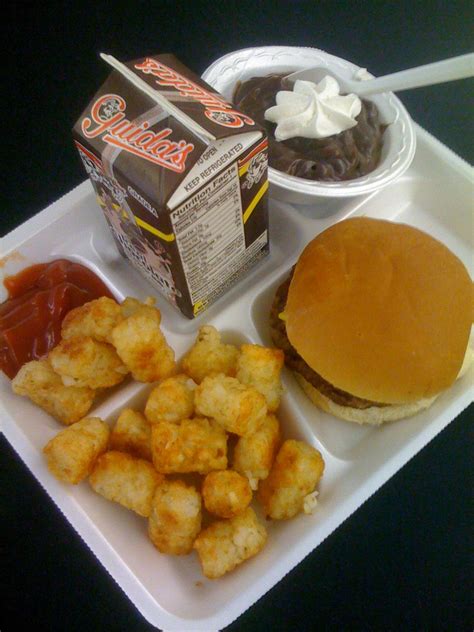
[[285, 53, 474, 96]]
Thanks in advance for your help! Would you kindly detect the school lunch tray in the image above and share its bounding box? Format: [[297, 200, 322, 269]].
[[1, 124, 473, 632]]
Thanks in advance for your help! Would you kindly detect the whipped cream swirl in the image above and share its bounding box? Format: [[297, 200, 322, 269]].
[[264, 75, 362, 141]]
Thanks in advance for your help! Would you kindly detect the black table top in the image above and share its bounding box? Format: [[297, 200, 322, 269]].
[[3, 3, 473, 631]]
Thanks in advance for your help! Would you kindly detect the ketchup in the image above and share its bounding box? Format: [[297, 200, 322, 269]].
[[0, 259, 115, 379]]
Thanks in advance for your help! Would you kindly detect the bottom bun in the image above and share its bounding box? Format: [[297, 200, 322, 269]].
[[294, 373, 437, 426]]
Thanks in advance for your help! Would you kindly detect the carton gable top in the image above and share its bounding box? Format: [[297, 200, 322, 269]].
[[73, 54, 264, 207], [126, 54, 259, 140]]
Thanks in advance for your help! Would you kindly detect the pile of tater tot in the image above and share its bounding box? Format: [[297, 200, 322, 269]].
[[12, 296, 325, 579]]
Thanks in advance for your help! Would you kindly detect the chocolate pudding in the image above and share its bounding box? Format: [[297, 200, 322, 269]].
[[233, 74, 386, 182]]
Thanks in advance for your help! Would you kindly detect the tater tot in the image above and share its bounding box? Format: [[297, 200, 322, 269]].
[[193, 507, 267, 579], [61, 296, 123, 343], [110, 408, 152, 460], [194, 374, 267, 437], [258, 439, 325, 520], [89, 451, 163, 517], [12, 359, 95, 425], [236, 344, 284, 412], [43, 417, 109, 484], [144, 374, 195, 424], [49, 335, 128, 389], [181, 325, 239, 383], [233, 414, 281, 490], [151, 417, 227, 474], [148, 479, 202, 555], [120, 296, 159, 320], [111, 311, 176, 382], [202, 470, 252, 518]]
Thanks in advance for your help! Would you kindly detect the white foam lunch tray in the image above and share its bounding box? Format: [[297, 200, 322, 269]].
[[1, 124, 473, 631]]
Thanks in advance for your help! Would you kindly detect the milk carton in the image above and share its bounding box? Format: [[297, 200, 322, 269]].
[[73, 54, 269, 318]]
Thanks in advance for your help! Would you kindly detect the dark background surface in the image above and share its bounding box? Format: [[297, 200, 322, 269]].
[[2, 2, 473, 631]]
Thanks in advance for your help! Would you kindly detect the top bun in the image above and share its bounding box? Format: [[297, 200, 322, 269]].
[[285, 217, 472, 404]]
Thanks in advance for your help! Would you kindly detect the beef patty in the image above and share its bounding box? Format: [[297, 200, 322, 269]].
[[270, 272, 387, 409]]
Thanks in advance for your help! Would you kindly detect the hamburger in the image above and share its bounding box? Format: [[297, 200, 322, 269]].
[[270, 217, 473, 425]]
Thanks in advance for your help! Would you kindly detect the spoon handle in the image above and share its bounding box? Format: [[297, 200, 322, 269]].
[[356, 53, 474, 96]]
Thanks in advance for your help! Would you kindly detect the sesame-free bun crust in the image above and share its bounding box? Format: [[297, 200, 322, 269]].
[[286, 218, 472, 404], [294, 373, 437, 425]]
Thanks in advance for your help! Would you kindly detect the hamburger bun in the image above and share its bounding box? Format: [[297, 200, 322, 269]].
[[293, 373, 437, 425], [276, 217, 473, 424]]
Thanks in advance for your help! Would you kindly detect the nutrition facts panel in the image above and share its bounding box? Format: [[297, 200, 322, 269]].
[[170, 163, 245, 305]]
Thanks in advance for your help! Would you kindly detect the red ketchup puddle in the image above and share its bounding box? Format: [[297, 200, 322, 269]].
[[0, 259, 114, 379]]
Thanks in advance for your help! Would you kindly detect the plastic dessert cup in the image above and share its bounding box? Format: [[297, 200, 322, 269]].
[[202, 46, 417, 214]]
